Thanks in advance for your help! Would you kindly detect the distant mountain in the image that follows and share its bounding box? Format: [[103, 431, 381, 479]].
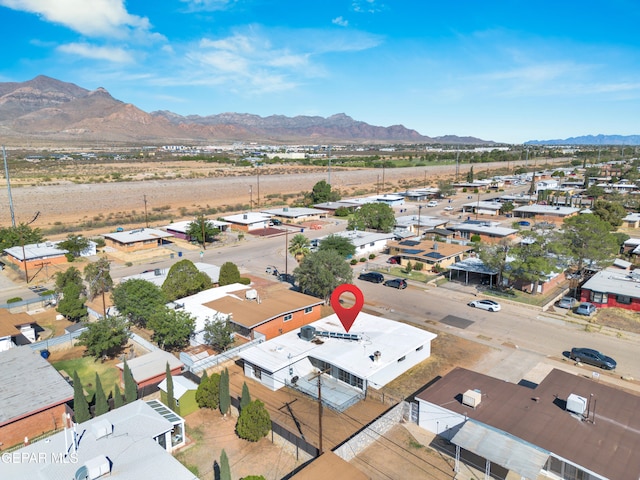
[[0, 75, 490, 145], [526, 134, 640, 146]]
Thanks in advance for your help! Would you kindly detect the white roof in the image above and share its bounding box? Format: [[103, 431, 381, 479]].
[[623, 213, 640, 222], [239, 313, 436, 380], [121, 262, 221, 286], [395, 215, 449, 228], [329, 230, 395, 248], [462, 201, 503, 210], [453, 223, 518, 237], [163, 219, 230, 233], [4, 242, 67, 260], [0, 400, 196, 480], [513, 205, 580, 215], [223, 212, 272, 224], [117, 350, 183, 383], [103, 228, 173, 244], [261, 207, 325, 217], [158, 375, 198, 398]]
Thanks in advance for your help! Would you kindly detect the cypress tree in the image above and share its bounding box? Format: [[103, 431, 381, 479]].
[[123, 359, 137, 404], [220, 449, 231, 480], [166, 362, 176, 412], [94, 373, 109, 416], [219, 368, 230, 416], [72, 370, 91, 423], [113, 383, 124, 409], [240, 382, 251, 411]]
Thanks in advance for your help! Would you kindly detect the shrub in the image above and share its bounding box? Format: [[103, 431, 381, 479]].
[[236, 400, 271, 441], [350, 258, 358, 265], [359, 257, 367, 262], [7, 297, 22, 304], [65, 253, 75, 262], [239, 277, 251, 285], [404, 261, 413, 274], [334, 207, 350, 217], [368, 253, 376, 260], [195, 372, 221, 409], [414, 262, 424, 271]]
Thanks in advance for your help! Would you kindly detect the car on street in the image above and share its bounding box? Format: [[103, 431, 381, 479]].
[[358, 272, 384, 284], [383, 278, 407, 289], [570, 347, 616, 370], [517, 220, 531, 227], [575, 302, 596, 316], [444, 206, 454, 211], [468, 299, 501, 312], [556, 296, 578, 309], [427, 200, 439, 207], [270, 219, 282, 226]]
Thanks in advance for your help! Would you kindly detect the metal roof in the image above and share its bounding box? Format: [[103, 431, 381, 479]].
[[116, 350, 183, 384], [103, 228, 173, 244]]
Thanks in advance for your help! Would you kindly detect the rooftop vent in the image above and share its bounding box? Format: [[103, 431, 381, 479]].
[[243, 214, 248, 220], [462, 389, 482, 408], [566, 393, 587, 415], [245, 289, 258, 300], [373, 350, 382, 362], [154, 268, 161, 276], [300, 325, 316, 341], [91, 418, 113, 440], [76, 455, 111, 480]]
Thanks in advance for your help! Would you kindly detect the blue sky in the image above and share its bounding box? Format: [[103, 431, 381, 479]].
[[1, 0, 639, 144]]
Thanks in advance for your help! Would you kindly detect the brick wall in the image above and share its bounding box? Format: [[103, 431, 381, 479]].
[[0, 403, 69, 451]]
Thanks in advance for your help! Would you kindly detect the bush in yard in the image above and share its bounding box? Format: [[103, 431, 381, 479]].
[[7, 297, 22, 303], [350, 258, 358, 265], [236, 400, 271, 441], [368, 253, 376, 260], [359, 257, 367, 262], [414, 262, 424, 271], [195, 371, 221, 409]]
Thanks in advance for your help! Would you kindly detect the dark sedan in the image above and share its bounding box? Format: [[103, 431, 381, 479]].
[[383, 278, 407, 289], [570, 347, 617, 370], [358, 272, 384, 284]]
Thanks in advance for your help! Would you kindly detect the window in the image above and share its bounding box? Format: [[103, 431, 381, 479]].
[[283, 314, 293, 322], [253, 366, 261, 379], [590, 291, 608, 303], [416, 345, 423, 352], [397, 356, 406, 362], [304, 306, 313, 314], [617, 295, 631, 304]]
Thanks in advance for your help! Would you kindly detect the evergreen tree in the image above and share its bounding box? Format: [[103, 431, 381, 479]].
[[195, 372, 221, 409], [166, 362, 176, 412], [219, 368, 230, 416], [113, 384, 124, 409], [240, 382, 251, 411], [218, 262, 241, 286], [123, 360, 137, 404], [219, 449, 232, 480], [236, 400, 271, 442], [94, 373, 109, 416], [72, 371, 91, 423]]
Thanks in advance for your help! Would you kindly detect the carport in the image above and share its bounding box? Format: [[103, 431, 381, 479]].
[[450, 419, 549, 479], [447, 257, 498, 287]]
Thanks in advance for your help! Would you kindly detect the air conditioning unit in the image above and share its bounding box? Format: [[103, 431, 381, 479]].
[[462, 389, 482, 408], [566, 393, 587, 415], [300, 326, 316, 341], [245, 289, 258, 300]]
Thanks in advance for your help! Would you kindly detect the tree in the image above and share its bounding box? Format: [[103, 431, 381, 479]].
[[0, 223, 44, 251], [54, 266, 83, 294], [288, 234, 310, 262], [56, 282, 87, 322], [499, 201, 514, 215], [186, 215, 220, 249], [162, 259, 212, 301], [236, 400, 271, 442], [94, 373, 109, 417], [84, 258, 113, 301], [76, 315, 129, 359], [507, 233, 561, 294], [218, 261, 241, 286], [294, 249, 353, 302], [123, 360, 138, 404], [166, 362, 176, 412], [478, 239, 511, 288], [195, 371, 221, 409], [347, 203, 395, 232], [240, 382, 251, 410], [466, 166, 474, 183], [148, 307, 195, 351], [437, 180, 456, 198], [592, 200, 626, 229], [203, 316, 234, 351], [112, 279, 166, 328], [113, 384, 124, 409], [561, 213, 619, 272], [219, 368, 230, 416], [310, 180, 340, 204], [219, 449, 232, 480], [57, 234, 90, 258], [73, 370, 91, 424], [318, 234, 356, 258]]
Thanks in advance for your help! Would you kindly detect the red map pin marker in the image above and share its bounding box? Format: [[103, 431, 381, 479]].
[[331, 283, 364, 333]]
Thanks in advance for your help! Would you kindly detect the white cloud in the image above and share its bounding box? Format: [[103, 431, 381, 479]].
[[179, 0, 237, 12], [57, 43, 134, 63], [0, 0, 153, 38], [332, 16, 349, 27]]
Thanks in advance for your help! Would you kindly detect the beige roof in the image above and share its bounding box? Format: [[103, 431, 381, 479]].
[[0, 308, 34, 337], [289, 452, 369, 480], [205, 285, 323, 329]]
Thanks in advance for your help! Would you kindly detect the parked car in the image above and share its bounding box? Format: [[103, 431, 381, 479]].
[[575, 302, 596, 316], [556, 296, 577, 309], [444, 206, 454, 211], [427, 200, 439, 207], [517, 220, 531, 227], [358, 272, 384, 284], [387, 256, 401, 264], [384, 278, 407, 289], [270, 218, 282, 226], [468, 299, 501, 312], [570, 347, 616, 370]]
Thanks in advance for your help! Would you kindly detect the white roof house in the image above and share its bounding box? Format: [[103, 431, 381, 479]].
[[120, 261, 221, 286], [0, 400, 196, 480], [261, 207, 327, 220], [323, 230, 396, 256], [239, 313, 436, 410], [163, 219, 231, 235], [103, 228, 174, 244], [222, 212, 272, 230]]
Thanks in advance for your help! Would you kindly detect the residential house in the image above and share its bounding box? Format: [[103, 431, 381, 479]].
[[0, 347, 73, 451], [158, 375, 199, 417], [512, 205, 580, 225], [116, 350, 183, 390], [239, 313, 436, 411], [260, 207, 327, 223], [0, 400, 195, 479], [460, 200, 504, 217], [580, 268, 640, 311], [329, 230, 396, 257], [452, 221, 519, 244], [0, 309, 39, 352], [3, 241, 69, 273], [313, 200, 363, 214], [386, 238, 474, 272], [622, 213, 640, 229], [163, 219, 230, 240], [222, 212, 272, 231], [394, 214, 449, 237], [102, 228, 174, 252], [415, 367, 640, 480], [120, 261, 221, 286]]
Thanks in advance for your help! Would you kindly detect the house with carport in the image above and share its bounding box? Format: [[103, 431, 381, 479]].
[[512, 204, 580, 225], [163, 219, 230, 240], [452, 221, 519, 244], [103, 228, 174, 253], [261, 207, 327, 224], [222, 212, 272, 231], [386, 238, 474, 272]]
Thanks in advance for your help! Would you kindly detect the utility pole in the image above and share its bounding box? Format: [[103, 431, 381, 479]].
[[284, 227, 289, 282], [143, 194, 149, 228], [327, 146, 332, 185], [201, 216, 207, 250], [3, 146, 16, 227], [257, 167, 260, 209], [308, 368, 330, 456], [249, 185, 253, 211]]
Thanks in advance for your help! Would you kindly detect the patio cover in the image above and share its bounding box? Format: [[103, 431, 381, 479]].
[[451, 420, 549, 480]]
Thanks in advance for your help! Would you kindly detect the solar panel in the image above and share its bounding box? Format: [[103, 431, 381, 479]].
[[315, 331, 362, 341], [404, 249, 424, 255], [424, 251, 445, 259], [399, 240, 420, 246]]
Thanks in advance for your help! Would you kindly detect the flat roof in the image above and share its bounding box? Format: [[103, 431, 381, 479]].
[[117, 350, 183, 384], [163, 219, 230, 233], [581, 269, 640, 298], [1, 400, 196, 480], [328, 230, 395, 248], [0, 347, 73, 426], [513, 205, 580, 215], [416, 367, 640, 480], [223, 212, 272, 224], [207, 286, 323, 329], [394, 215, 449, 228], [239, 313, 436, 380], [261, 207, 326, 217], [103, 228, 173, 244], [452, 224, 518, 237], [4, 242, 67, 261]]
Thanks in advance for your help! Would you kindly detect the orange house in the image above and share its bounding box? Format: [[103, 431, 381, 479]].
[[206, 285, 324, 341], [102, 228, 173, 253], [3, 241, 68, 273]]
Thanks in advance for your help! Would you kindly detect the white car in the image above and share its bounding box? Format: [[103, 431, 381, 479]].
[[444, 206, 453, 211], [427, 201, 438, 207], [468, 299, 501, 312]]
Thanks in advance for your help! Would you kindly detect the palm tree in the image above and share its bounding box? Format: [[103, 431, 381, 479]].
[[288, 233, 311, 263]]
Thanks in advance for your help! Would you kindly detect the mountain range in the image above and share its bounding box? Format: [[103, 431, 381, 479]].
[[525, 134, 640, 146], [0, 75, 490, 146]]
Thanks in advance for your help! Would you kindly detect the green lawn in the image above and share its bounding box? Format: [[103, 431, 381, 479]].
[[52, 357, 121, 398]]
